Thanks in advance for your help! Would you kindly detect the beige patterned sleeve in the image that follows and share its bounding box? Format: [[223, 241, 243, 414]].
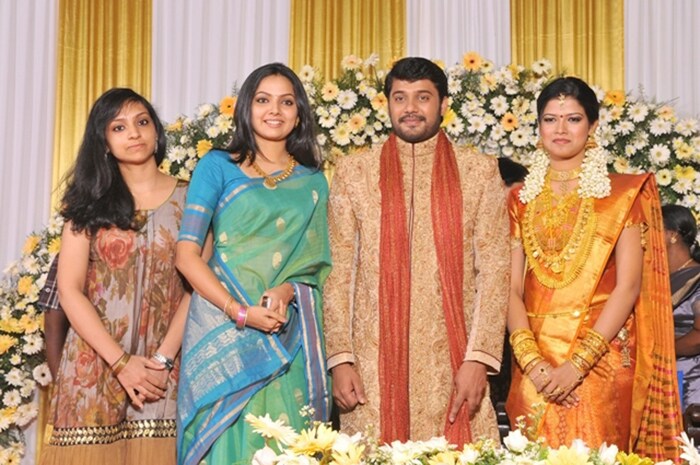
[[323, 159, 359, 369], [464, 157, 510, 374]]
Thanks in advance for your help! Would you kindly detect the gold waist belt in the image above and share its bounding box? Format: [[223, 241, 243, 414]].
[[47, 418, 176, 446], [526, 307, 591, 319]]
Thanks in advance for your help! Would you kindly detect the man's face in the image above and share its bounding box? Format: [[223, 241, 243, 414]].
[[387, 78, 447, 143]]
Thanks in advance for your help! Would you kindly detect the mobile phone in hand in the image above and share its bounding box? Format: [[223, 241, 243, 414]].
[[261, 296, 272, 308]]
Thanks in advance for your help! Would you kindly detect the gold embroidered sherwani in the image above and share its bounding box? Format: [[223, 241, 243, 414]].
[[323, 133, 509, 441]]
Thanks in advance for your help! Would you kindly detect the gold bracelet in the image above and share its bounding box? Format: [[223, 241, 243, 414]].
[[222, 295, 235, 318], [111, 352, 131, 375]]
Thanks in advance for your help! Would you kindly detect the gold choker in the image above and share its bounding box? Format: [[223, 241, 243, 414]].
[[548, 167, 581, 182], [250, 156, 297, 189]]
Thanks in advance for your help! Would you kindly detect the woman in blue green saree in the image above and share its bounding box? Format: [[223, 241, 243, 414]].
[[175, 63, 331, 465]]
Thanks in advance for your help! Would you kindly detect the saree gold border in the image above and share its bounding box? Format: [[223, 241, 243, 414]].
[[48, 419, 176, 446]]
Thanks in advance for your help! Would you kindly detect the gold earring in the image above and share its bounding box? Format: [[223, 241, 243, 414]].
[[670, 235, 678, 244], [585, 135, 598, 151], [536, 139, 544, 150]]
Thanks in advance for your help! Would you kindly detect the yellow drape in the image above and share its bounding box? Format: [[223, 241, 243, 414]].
[[510, 0, 624, 91], [288, 0, 406, 79], [50, 0, 152, 209], [41, 1, 151, 461]]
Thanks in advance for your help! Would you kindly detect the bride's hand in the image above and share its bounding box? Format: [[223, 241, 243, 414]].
[[243, 305, 287, 333], [259, 283, 294, 319]]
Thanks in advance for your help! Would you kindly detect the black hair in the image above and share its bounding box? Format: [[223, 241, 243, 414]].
[[536, 77, 600, 124], [384, 57, 448, 101], [224, 62, 321, 169], [662, 204, 700, 261], [60, 88, 166, 235], [498, 157, 529, 187]]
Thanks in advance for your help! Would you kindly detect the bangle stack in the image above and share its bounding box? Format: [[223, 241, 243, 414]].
[[152, 352, 175, 371], [236, 305, 248, 330], [223, 295, 235, 318], [111, 351, 131, 375], [569, 327, 609, 379], [510, 328, 544, 374]]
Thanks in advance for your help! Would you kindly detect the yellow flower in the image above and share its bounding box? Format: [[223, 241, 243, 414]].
[[428, 451, 459, 465], [657, 105, 677, 121], [0, 335, 17, 355], [604, 90, 625, 106], [321, 82, 340, 102], [432, 59, 446, 70], [19, 314, 40, 334], [371, 93, 387, 111], [22, 235, 40, 254], [616, 452, 654, 465], [676, 142, 693, 160], [441, 108, 456, 129], [675, 165, 696, 181], [245, 413, 298, 445], [331, 444, 365, 465], [160, 159, 172, 174], [166, 119, 183, 132], [196, 139, 213, 158], [17, 276, 33, 296], [348, 114, 367, 133], [47, 238, 61, 255], [291, 423, 337, 455], [501, 112, 519, 131], [219, 96, 236, 117], [546, 446, 589, 465], [463, 51, 483, 71]]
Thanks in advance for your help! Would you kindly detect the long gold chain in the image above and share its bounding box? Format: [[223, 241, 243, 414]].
[[521, 179, 597, 288], [249, 155, 297, 190]]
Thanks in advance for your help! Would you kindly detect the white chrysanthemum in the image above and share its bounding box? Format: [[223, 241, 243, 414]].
[[14, 403, 37, 427], [5, 368, 24, 387], [315, 106, 329, 117], [448, 78, 462, 94], [627, 103, 649, 123], [467, 116, 487, 134], [614, 121, 635, 135], [3, 390, 21, 408], [9, 354, 21, 366], [20, 380, 35, 398], [445, 117, 465, 137], [649, 144, 671, 166], [376, 109, 389, 123], [591, 85, 606, 102], [363, 86, 378, 101], [682, 194, 699, 210], [329, 105, 341, 118], [185, 158, 197, 171], [331, 124, 351, 146], [20, 256, 39, 275], [678, 432, 700, 465], [316, 134, 327, 146], [215, 115, 233, 132], [206, 126, 221, 138], [318, 115, 336, 129], [351, 135, 365, 146], [252, 445, 278, 465], [490, 125, 506, 141], [531, 58, 552, 75], [245, 413, 299, 445], [597, 443, 618, 465], [649, 118, 673, 136], [340, 54, 362, 70], [676, 118, 699, 137], [364, 53, 380, 67], [656, 169, 673, 186], [503, 429, 529, 453], [22, 334, 42, 355], [673, 178, 693, 194], [510, 128, 531, 147], [336, 90, 358, 110], [490, 96, 509, 116], [177, 168, 191, 181], [196, 103, 214, 118], [299, 65, 315, 82], [180, 134, 190, 145], [30, 364, 51, 388], [169, 146, 187, 162]]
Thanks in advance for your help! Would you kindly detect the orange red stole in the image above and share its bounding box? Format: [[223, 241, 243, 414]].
[[378, 131, 472, 445]]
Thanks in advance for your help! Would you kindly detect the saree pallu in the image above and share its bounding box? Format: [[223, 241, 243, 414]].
[[177, 151, 331, 465], [506, 173, 682, 461]]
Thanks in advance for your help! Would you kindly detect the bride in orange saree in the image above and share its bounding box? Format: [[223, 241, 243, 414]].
[[505, 77, 681, 461]]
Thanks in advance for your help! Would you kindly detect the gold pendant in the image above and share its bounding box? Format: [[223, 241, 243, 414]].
[[262, 178, 277, 190]]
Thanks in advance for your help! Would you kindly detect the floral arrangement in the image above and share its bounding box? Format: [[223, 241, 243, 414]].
[[245, 412, 699, 465], [0, 215, 61, 462], [2, 51, 700, 460]]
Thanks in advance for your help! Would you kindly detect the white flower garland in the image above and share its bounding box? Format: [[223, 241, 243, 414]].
[[518, 143, 612, 204]]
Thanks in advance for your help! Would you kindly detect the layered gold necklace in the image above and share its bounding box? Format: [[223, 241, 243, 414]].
[[521, 172, 597, 288], [249, 155, 297, 190]]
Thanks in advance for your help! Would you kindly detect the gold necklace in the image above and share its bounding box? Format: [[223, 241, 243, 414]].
[[679, 257, 696, 271], [548, 167, 581, 181], [250, 155, 297, 190]]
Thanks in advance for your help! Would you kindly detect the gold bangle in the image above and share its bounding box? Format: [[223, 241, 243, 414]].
[[222, 295, 235, 318], [111, 352, 131, 375]]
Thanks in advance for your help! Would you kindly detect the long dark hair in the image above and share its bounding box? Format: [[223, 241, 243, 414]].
[[662, 204, 700, 262], [60, 88, 166, 235], [224, 63, 321, 168], [537, 77, 600, 124]]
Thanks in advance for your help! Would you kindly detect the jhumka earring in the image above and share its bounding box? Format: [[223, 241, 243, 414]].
[[670, 235, 678, 244], [536, 139, 544, 150], [585, 135, 598, 151]]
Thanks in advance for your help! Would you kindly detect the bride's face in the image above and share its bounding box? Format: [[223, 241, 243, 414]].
[[538, 96, 597, 167]]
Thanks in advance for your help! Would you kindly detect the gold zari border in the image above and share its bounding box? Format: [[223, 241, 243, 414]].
[[48, 419, 176, 446]]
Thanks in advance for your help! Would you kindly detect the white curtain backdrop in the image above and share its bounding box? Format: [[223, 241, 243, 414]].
[[0, 1, 57, 279], [152, 0, 291, 125], [406, 0, 511, 68], [625, 0, 700, 118]]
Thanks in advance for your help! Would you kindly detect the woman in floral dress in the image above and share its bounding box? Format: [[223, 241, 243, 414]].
[[40, 88, 190, 465]]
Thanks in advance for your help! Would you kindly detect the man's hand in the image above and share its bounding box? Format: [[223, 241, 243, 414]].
[[449, 360, 487, 422], [331, 363, 366, 412]]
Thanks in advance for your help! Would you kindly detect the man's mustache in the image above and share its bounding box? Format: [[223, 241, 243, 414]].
[[398, 113, 426, 123]]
